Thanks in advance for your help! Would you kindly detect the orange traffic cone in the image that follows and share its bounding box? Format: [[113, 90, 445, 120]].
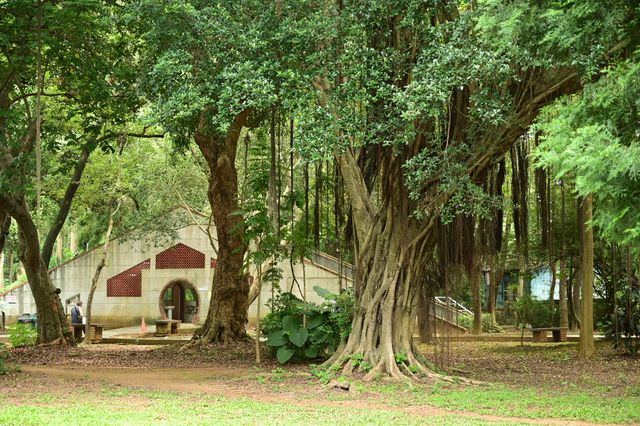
[[140, 317, 147, 333]]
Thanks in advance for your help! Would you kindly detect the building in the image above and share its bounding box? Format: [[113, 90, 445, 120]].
[[0, 208, 353, 328]]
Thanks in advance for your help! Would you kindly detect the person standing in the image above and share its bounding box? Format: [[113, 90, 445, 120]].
[[71, 301, 83, 325]]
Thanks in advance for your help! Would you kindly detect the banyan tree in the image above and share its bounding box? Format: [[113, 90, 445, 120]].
[[298, 1, 635, 379]]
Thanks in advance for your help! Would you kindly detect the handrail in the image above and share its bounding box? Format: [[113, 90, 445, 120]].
[[434, 296, 473, 316], [309, 250, 355, 280]]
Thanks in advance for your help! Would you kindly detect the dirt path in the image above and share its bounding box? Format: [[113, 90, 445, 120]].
[[21, 365, 615, 426]]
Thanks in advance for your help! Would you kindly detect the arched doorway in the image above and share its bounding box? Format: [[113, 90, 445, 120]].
[[159, 280, 200, 323]]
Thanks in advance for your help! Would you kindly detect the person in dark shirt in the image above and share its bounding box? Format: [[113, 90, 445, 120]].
[[71, 301, 83, 325]]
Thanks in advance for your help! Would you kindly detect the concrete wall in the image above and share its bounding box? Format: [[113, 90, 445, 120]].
[[247, 258, 351, 325], [0, 220, 351, 328]]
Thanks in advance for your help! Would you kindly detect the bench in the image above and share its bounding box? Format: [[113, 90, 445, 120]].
[[531, 327, 568, 343], [155, 319, 181, 337], [71, 323, 104, 343]]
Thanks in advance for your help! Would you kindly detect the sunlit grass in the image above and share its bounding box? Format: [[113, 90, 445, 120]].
[[0, 391, 505, 426]]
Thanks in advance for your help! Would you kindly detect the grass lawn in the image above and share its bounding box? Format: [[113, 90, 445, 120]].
[[1, 339, 638, 425], [0, 388, 505, 426]]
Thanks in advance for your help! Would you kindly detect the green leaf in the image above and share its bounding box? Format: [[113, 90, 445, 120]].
[[266, 330, 287, 347], [276, 346, 295, 364], [281, 315, 301, 334], [304, 346, 319, 358], [288, 326, 309, 347], [307, 313, 327, 329], [314, 286, 332, 299]]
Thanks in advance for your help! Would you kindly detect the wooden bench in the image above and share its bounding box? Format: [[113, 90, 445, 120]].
[[531, 327, 568, 343], [155, 319, 181, 337], [71, 323, 104, 343]]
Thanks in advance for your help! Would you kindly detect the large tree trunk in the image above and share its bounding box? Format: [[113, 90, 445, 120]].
[[324, 204, 433, 380], [322, 150, 468, 381], [0, 195, 71, 344], [418, 284, 433, 344], [578, 194, 595, 358], [191, 110, 251, 345]]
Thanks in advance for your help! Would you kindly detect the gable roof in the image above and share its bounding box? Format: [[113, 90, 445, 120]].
[[0, 205, 212, 297]]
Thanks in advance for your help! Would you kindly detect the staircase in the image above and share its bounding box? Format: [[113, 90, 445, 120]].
[[308, 251, 355, 281], [431, 296, 471, 333]]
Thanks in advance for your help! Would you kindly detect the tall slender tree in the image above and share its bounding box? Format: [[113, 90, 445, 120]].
[[0, 0, 139, 344]]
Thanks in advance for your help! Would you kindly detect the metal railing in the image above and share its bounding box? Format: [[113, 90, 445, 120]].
[[433, 296, 472, 329], [309, 251, 355, 281]]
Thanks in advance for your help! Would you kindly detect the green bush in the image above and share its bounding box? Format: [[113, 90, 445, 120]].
[[458, 313, 502, 333], [515, 296, 554, 328], [9, 323, 37, 348], [0, 343, 8, 374], [262, 287, 354, 364]]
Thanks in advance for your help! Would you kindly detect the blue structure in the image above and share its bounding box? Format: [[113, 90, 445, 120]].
[[483, 268, 558, 309]]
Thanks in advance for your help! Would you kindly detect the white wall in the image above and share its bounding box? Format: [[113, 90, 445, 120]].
[[1, 218, 351, 328]]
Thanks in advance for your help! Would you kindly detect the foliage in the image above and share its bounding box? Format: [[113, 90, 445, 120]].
[[9, 323, 37, 348], [535, 58, 640, 253], [600, 286, 640, 355], [514, 296, 554, 329], [458, 313, 502, 333], [310, 363, 342, 385], [0, 343, 8, 375], [71, 139, 207, 249], [262, 287, 354, 364]]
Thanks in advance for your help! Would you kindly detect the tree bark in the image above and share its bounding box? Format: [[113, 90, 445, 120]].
[[42, 145, 90, 267], [418, 283, 433, 344], [323, 201, 433, 380], [559, 184, 569, 329], [55, 235, 63, 264], [0, 207, 10, 255], [572, 197, 583, 331], [191, 110, 251, 345], [471, 260, 483, 335], [487, 255, 497, 325], [69, 224, 78, 254], [578, 194, 595, 358], [0, 194, 71, 344]]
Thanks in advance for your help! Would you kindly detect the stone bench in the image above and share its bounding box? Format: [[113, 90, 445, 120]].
[[155, 319, 181, 337], [71, 323, 103, 343], [531, 327, 568, 343]]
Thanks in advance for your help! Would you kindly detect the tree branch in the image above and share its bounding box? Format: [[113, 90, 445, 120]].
[[9, 91, 77, 106], [42, 145, 91, 267]]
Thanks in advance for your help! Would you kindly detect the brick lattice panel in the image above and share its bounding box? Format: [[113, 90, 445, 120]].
[[210, 258, 217, 269], [155, 243, 205, 269], [106, 259, 150, 297]]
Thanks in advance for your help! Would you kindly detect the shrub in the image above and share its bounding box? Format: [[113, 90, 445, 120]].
[[262, 287, 354, 364], [458, 313, 502, 333], [0, 343, 8, 374], [9, 323, 37, 348], [515, 296, 554, 328]]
